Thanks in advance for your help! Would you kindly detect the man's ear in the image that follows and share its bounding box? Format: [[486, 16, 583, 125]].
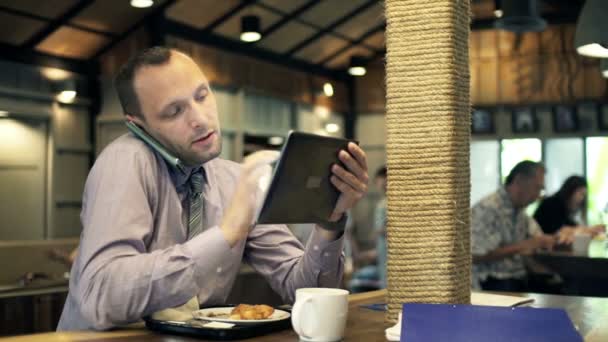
[[126, 114, 144, 127]]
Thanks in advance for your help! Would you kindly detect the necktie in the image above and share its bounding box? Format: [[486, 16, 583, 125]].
[[187, 170, 204, 239]]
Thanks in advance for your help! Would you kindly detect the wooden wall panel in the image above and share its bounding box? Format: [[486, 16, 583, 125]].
[[469, 24, 608, 106], [540, 25, 564, 53], [100, 34, 348, 113], [498, 30, 539, 57], [168, 36, 349, 113], [355, 63, 385, 113], [312, 75, 349, 113], [478, 30, 497, 59], [97, 24, 606, 113], [470, 59, 479, 104], [571, 54, 588, 100], [478, 58, 499, 104], [99, 27, 150, 76], [562, 25, 576, 52], [466, 27, 605, 108], [537, 56, 561, 102], [469, 31, 479, 59], [584, 59, 607, 98]]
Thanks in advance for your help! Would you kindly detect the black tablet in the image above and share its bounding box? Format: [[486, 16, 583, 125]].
[[255, 131, 356, 225]]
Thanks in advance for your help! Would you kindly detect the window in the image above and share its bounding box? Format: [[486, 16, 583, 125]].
[[471, 140, 500, 204], [586, 137, 608, 224], [500, 139, 542, 181], [544, 138, 584, 195], [243, 93, 292, 135]]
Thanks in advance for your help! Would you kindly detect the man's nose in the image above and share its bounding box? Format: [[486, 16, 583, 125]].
[[189, 101, 207, 129]]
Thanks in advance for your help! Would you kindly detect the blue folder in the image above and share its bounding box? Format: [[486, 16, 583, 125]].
[[401, 303, 583, 342]]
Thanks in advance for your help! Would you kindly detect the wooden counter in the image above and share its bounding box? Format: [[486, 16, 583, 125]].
[[4, 290, 607, 341]]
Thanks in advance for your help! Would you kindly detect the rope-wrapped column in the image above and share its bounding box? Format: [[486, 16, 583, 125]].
[[384, 0, 471, 322]]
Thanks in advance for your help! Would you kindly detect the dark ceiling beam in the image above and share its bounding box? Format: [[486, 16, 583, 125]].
[[93, 0, 178, 59], [471, 11, 580, 30], [0, 42, 97, 74], [260, 0, 322, 37], [162, 18, 349, 82], [257, 1, 379, 51], [284, 0, 379, 57], [541, 0, 585, 13], [0, 5, 115, 38], [23, 0, 96, 48], [202, 0, 257, 32], [319, 23, 384, 66]]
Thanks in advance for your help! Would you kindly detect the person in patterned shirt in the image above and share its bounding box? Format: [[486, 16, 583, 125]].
[[471, 160, 556, 291]]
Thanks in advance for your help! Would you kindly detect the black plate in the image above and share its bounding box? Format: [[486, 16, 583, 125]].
[[144, 305, 292, 340]]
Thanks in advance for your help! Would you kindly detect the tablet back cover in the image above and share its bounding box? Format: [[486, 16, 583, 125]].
[[256, 131, 351, 225]]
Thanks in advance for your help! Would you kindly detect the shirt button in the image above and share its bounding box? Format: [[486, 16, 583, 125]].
[[313, 245, 319, 251], [216, 267, 222, 273]]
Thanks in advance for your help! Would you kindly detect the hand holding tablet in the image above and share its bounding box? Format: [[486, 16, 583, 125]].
[[255, 131, 368, 231]]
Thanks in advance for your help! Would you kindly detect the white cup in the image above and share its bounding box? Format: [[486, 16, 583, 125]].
[[291, 288, 349, 342], [572, 233, 592, 256]]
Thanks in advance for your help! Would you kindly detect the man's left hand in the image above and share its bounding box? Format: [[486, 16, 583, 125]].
[[328, 142, 369, 222]]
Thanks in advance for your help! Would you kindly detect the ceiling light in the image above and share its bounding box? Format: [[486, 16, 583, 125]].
[[240, 15, 261, 42], [56, 79, 77, 104], [0, 110, 8, 117], [268, 136, 284, 146], [41, 67, 71, 81], [57, 90, 77, 104], [323, 82, 334, 97], [577, 44, 608, 58], [493, 0, 503, 18], [130, 0, 154, 8], [601, 59, 608, 78], [348, 56, 367, 76], [575, 0, 608, 58], [325, 123, 340, 133], [494, 0, 546, 33], [314, 106, 330, 119]]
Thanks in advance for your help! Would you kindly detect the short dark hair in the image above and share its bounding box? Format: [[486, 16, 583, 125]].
[[505, 160, 544, 185], [114, 46, 173, 117], [376, 166, 387, 178]]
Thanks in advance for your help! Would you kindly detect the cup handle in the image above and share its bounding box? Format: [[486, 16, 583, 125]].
[[291, 297, 314, 339]]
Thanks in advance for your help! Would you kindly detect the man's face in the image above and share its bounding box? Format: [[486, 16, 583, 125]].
[[127, 51, 221, 166], [521, 169, 545, 207], [375, 176, 387, 195]]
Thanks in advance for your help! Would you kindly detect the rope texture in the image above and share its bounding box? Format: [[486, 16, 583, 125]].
[[384, 0, 472, 323]]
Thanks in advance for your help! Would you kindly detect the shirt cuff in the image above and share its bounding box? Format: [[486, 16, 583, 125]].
[[305, 228, 345, 268], [183, 226, 241, 288]]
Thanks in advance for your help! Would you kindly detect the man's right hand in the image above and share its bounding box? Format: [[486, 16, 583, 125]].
[[519, 234, 556, 255], [588, 224, 606, 236], [220, 150, 280, 247]]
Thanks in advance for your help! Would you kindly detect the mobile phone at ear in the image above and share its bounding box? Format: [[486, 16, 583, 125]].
[[125, 120, 185, 172]]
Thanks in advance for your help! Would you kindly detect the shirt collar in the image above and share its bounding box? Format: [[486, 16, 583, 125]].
[[167, 161, 209, 192], [497, 186, 517, 213]]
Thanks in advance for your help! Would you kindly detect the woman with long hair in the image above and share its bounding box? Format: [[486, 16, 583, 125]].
[[534, 175, 605, 244]]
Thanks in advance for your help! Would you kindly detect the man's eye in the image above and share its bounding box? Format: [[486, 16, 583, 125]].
[[196, 92, 207, 102], [168, 105, 183, 117]]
